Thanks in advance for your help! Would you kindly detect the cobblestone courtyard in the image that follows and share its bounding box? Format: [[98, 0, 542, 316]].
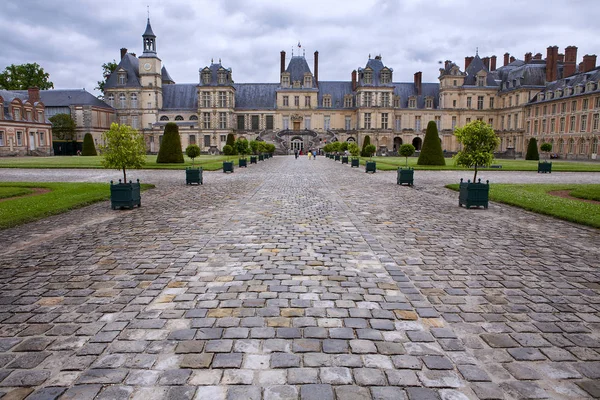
[[0, 157, 599, 399]]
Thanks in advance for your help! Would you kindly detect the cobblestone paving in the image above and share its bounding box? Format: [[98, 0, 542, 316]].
[[0, 158, 599, 399]]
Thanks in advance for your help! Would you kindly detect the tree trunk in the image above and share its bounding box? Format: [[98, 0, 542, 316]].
[[122, 167, 127, 183], [473, 166, 478, 182]]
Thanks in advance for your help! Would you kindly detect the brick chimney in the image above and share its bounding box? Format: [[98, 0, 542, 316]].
[[465, 56, 474, 70], [564, 46, 578, 77], [524, 52, 532, 63], [582, 54, 597, 73], [351, 70, 357, 91], [280, 51, 286, 74], [510, 56, 516, 63], [546, 46, 558, 82], [533, 53, 542, 60], [28, 87, 40, 104], [414, 72, 422, 96], [314, 51, 319, 87], [482, 57, 490, 70], [504, 52, 510, 66], [490, 55, 497, 71], [120, 48, 127, 59]]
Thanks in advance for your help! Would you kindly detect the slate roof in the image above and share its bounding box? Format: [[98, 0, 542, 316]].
[[199, 62, 233, 86], [464, 55, 498, 86], [234, 84, 278, 110], [11, 89, 113, 110], [498, 61, 546, 92], [105, 54, 141, 89], [286, 56, 314, 87], [358, 57, 393, 87], [143, 18, 155, 37], [0, 89, 28, 104], [392, 83, 440, 108], [316, 81, 354, 109], [162, 84, 197, 109], [161, 66, 174, 84], [534, 67, 600, 102]]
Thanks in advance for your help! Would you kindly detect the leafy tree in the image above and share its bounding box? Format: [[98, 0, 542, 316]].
[[331, 142, 342, 152], [186, 144, 201, 166], [417, 121, 445, 165], [257, 141, 268, 154], [96, 60, 118, 98], [364, 144, 377, 157], [156, 122, 184, 163], [249, 140, 259, 155], [399, 143, 416, 166], [222, 144, 234, 155], [100, 123, 146, 182], [323, 143, 333, 153], [348, 142, 360, 157], [525, 137, 540, 160], [226, 133, 236, 154], [339, 142, 349, 151], [0, 63, 54, 90], [540, 142, 552, 160], [454, 120, 499, 182], [81, 133, 97, 156], [361, 135, 371, 157], [49, 113, 76, 141], [234, 138, 250, 155], [265, 143, 276, 154]]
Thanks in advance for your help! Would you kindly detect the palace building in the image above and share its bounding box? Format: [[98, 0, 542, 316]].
[[104, 18, 600, 159]]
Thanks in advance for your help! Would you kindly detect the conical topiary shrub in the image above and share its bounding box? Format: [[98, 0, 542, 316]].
[[157, 122, 184, 163], [525, 138, 540, 160], [226, 133, 236, 155], [81, 133, 97, 156], [417, 121, 445, 165], [361, 135, 371, 157]]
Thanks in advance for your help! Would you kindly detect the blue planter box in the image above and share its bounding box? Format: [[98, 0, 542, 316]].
[[110, 179, 141, 210], [223, 161, 234, 173], [334, 154, 341, 161], [351, 158, 360, 168], [259, 154, 264, 161], [250, 156, 257, 164], [341, 156, 349, 164], [366, 161, 376, 173], [186, 167, 203, 185], [459, 179, 489, 209], [397, 167, 414, 186], [538, 162, 552, 173], [239, 158, 247, 168]]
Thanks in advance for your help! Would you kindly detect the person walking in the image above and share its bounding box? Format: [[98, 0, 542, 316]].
[[294, 149, 298, 159]]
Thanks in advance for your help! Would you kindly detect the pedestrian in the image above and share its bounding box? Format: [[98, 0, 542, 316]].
[[308, 151, 312, 160], [295, 149, 298, 159], [312, 150, 316, 159]]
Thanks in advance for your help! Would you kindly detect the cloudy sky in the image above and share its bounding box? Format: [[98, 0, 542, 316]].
[[2, 0, 599, 97]]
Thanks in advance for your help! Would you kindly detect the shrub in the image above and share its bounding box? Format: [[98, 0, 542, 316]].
[[540, 142, 552, 159], [417, 121, 445, 165], [156, 122, 184, 163], [226, 133, 236, 154], [361, 135, 371, 157], [249, 140, 259, 155], [100, 123, 146, 182], [364, 144, 376, 157], [265, 143, 276, 154], [81, 133, 97, 156], [399, 143, 416, 166], [526, 138, 540, 160], [348, 142, 360, 157], [222, 144, 234, 155], [186, 144, 200, 166], [454, 120, 499, 182], [235, 138, 250, 155], [323, 143, 333, 153], [331, 142, 342, 152], [339, 142, 349, 151]]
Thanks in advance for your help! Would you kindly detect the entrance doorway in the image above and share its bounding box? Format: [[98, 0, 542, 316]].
[[29, 132, 36, 151], [412, 137, 422, 151], [393, 137, 402, 151], [290, 137, 304, 152]]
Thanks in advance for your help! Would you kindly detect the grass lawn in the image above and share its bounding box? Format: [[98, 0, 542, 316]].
[[446, 183, 600, 229], [0, 187, 34, 199], [0, 182, 154, 230]]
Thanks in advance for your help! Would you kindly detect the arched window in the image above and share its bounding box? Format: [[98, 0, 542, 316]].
[[593, 138, 598, 154], [107, 94, 114, 107], [130, 93, 137, 108], [558, 138, 564, 153], [568, 138, 575, 153], [175, 115, 184, 121], [160, 116, 169, 121], [578, 139, 586, 154], [119, 93, 126, 108], [189, 115, 198, 121]]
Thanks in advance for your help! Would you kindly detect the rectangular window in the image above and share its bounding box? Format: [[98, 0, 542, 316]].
[[466, 97, 472, 108], [323, 97, 331, 108], [37, 132, 44, 146], [282, 96, 289, 107], [0, 132, 4, 146], [526, 121, 531, 133], [515, 94, 520, 105], [535, 107, 539, 117], [364, 92, 372, 107], [552, 104, 557, 114], [202, 93, 211, 108], [561, 102, 566, 113], [189, 135, 196, 145], [489, 97, 494, 109], [305, 96, 311, 107], [488, 118, 494, 127], [466, 117, 471, 124], [237, 115, 245, 130], [204, 135, 211, 147], [595, 96, 600, 109], [131, 115, 139, 129], [220, 135, 226, 142], [282, 76, 289, 87], [382, 93, 390, 108], [266, 115, 274, 130], [581, 115, 587, 132], [583, 98, 589, 110], [550, 118, 556, 133], [543, 105, 547, 115], [509, 97, 513, 107], [534, 120, 538, 134], [435, 116, 441, 130], [501, 116, 504, 130], [119, 116, 127, 125], [570, 116, 576, 132], [364, 113, 371, 129], [571, 100, 577, 112], [344, 96, 353, 108], [16, 131, 22, 146], [560, 117, 565, 132], [415, 116, 421, 131], [451, 116, 457, 131], [218, 91, 227, 108], [395, 116, 401, 131], [345, 116, 351, 130], [324, 115, 331, 130], [304, 117, 311, 130], [381, 113, 388, 129], [203, 112, 211, 129], [251, 115, 259, 130], [514, 113, 518, 130], [283, 116, 289, 130], [507, 115, 512, 130], [294, 96, 299, 107], [541, 119, 546, 133], [477, 96, 484, 110], [452, 100, 456, 108], [593, 114, 600, 131], [219, 112, 227, 129], [409, 98, 416, 108]]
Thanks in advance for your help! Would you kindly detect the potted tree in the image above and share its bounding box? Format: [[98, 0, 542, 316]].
[[235, 138, 249, 167], [340, 142, 349, 164], [397, 143, 416, 186], [100, 123, 146, 210], [249, 140, 259, 164], [185, 144, 202, 184], [539, 142, 552, 173], [222, 144, 235, 173], [349, 143, 360, 167], [365, 144, 377, 173], [454, 120, 499, 209]]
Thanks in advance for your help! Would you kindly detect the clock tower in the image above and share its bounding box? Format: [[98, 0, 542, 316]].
[[139, 17, 163, 129]]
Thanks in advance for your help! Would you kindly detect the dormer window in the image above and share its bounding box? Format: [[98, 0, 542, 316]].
[[202, 71, 211, 85], [304, 74, 312, 87], [586, 82, 595, 92], [293, 81, 301, 88], [13, 107, 21, 120], [478, 76, 485, 86], [118, 72, 126, 85], [425, 98, 433, 108], [394, 96, 400, 108], [281, 75, 290, 87], [380, 69, 391, 84], [363, 70, 372, 84], [344, 95, 353, 108], [408, 97, 417, 108], [107, 94, 114, 107], [323, 95, 331, 108], [38, 111, 44, 121], [218, 71, 226, 85]]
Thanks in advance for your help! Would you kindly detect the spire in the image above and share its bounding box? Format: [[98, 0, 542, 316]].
[[142, 17, 156, 55]]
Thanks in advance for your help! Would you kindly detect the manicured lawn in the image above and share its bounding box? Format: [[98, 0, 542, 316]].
[[0, 187, 33, 199], [0, 155, 236, 171], [369, 156, 600, 172], [0, 182, 154, 230], [446, 183, 600, 229]]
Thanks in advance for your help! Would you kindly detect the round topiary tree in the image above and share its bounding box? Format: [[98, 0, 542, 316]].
[[540, 142, 552, 159], [101, 123, 146, 182], [186, 144, 200, 166], [81, 133, 97, 156], [222, 144, 234, 155], [361, 135, 371, 157], [526, 137, 540, 160], [399, 143, 416, 167], [348, 142, 360, 157], [235, 138, 250, 156], [157, 122, 184, 163], [417, 121, 445, 165], [454, 120, 499, 182], [365, 144, 377, 158]]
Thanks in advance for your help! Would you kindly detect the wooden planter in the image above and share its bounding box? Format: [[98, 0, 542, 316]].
[[186, 167, 203, 185], [538, 162, 552, 173], [334, 154, 341, 161], [341, 156, 349, 164], [238, 158, 247, 168], [223, 161, 234, 173], [351, 158, 360, 168], [250, 156, 257, 164], [365, 161, 376, 173], [110, 179, 141, 210], [397, 167, 414, 186], [459, 179, 489, 209], [258, 154, 264, 161]]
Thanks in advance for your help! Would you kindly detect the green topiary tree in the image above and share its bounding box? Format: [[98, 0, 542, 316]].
[[222, 144, 234, 155], [331, 141, 342, 153], [418, 121, 445, 165], [339, 142, 349, 151], [323, 143, 333, 153], [249, 140, 259, 155], [226, 133, 236, 155], [454, 120, 499, 182], [81, 133, 97, 156], [361, 135, 371, 157], [365, 144, 377, 158], [100, 123, 146, 182], [399, 143, 416, 166], [265, 143, 276, 154], [157, 122, 184, 163], [348, 142, 360, 157], [540, 142, 552, 160], [235, 138, 250, 156], [186, 144, 200, 166], [525, 137, 540, 160]]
